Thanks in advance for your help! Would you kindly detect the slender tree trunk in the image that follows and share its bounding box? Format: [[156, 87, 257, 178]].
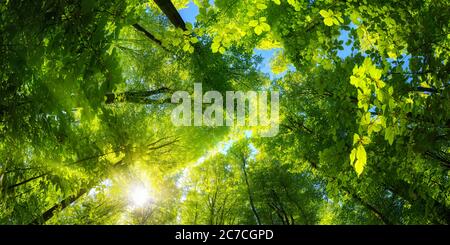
[[386, 182, 450, 224], [268, 202, 283, 224], [193, 203, 198, 224], [4, 167, 39, 174], [207, 186, 218, 225], [132, 23, 166, 50], [241, 157, 261, 225], [270, 189, 292, 225], [29, 159, 123, 225], [281, 182, 310, 224], [415, 86, 439, 93], [344, 188, 393, 225], [368, 162, 450, 224], [105, 88, 171, 104], [30, 188, 89, 225], [7, 173, 48, 190], [71, 148, 124, 165], [425, 151, 450, 168], [327, 176, 394, 225]]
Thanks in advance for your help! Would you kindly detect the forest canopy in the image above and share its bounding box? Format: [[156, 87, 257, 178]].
[[0, 0, 449, 225]]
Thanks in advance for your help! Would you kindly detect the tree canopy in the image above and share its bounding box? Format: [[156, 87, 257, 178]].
[[0, 0, 449, 224]]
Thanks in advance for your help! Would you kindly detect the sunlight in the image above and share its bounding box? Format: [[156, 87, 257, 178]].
[[128, 185, 152, 208]]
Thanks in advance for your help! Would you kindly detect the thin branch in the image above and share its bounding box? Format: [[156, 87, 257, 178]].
[[132, 23, 167, 51]]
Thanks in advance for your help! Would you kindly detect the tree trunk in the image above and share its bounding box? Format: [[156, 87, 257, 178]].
[[344, 188, 394, 225], [241, 157, 261, 225], [105, 88, 171, 104], [153, 0, 186, 30], [328, 176, 394, 225], [386, 180, 450, 224], [30, 188, 89, 225], [132, 23, 166, 50], [29, 159, 123, 225], [7, 173, 48, 191]]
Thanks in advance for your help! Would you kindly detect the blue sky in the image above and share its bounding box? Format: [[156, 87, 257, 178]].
[[178, 1, 199, 24]]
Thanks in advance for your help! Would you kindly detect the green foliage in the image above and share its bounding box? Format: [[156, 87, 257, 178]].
[[1, 0, 449, 225]]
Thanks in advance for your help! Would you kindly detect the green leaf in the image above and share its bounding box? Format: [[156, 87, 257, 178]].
[[260, 23, 271, 32], [254, 25, 263, 35], [106, 45, 115, 56], [183, 43, 191, 52], [369, 66, 382, 80], [185, 22, 193, 31], [211, 42, 220, 53], [249, 20, 259, 27], [389, 98, 396, 109], [405, 98, 414, 104], [361, 136, 371, 145], [355, 145, 367, 176], [357, 145, 367, 163], [371, 123, 382, 133], [319, 10, 331, 18], [350, 11, 361, 25], [350, 148, 357, 165], [172, 38, 182, 46], [375, 79, 386, 89], [324, 17, 334, 26], [353, 133, 360, 145], [332, 18, 340, 25], [361, 112, 371, 125], [213, 35, 222, 43], [257, 3, 267, 10], [388, 86, 394, 95], [190, 37, 199, 43], [387, 51, 397, 59], [385, 127, 395, 145], [350, 75, 359, 86], [355, 158, 365, 176]]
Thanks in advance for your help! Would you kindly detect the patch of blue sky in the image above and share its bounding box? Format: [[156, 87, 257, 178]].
[[337, 29, 355, 59], [248, 143, 258, 160], [254, 49, 277, 77], [87, 178, 113, 198], [244, 130, 253, 138], [254, 48, 297, 80], [218, 139, 234, 154], [178, 1, 199, 24]]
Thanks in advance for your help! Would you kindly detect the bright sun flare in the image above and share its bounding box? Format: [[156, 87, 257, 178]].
[[129, 185, 151, 208]]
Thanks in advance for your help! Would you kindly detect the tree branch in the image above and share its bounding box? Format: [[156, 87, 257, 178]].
[[132, 23, 167, 51]]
